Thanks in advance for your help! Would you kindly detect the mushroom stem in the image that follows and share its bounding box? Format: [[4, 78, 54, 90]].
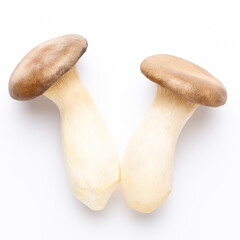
[[44, 65, 120, 210], [121, 85, 198, 213]]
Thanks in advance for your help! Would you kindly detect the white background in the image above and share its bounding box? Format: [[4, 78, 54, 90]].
[[0, 0, 239, 239]]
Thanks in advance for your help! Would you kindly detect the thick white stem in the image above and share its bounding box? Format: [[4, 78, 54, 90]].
[[121, 85, 198, 213], [44, 66, 120, 210]]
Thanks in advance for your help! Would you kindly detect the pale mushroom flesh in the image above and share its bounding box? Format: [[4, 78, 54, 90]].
[[44, 65, 120, 210], [121, 85, 198, 213]]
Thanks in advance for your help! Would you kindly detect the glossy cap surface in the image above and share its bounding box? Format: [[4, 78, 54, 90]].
[[141, 54, 227, 106], [9, 34, 88, 100]]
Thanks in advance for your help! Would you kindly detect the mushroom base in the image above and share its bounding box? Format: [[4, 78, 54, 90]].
[[44, 66, 120, 210], [121, 85, 198, 213]]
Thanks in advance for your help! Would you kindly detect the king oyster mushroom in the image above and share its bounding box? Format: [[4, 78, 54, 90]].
[[9, 34, 120, 210], [121, 54, 227, 213]]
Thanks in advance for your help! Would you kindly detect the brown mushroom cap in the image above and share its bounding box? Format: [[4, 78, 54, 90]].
[[140, 54, 227, 107], [9, 34, 88, 100]]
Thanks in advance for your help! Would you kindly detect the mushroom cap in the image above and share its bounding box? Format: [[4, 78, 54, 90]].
[[9, 34, 88, 100], [140, 54, 227, 107]]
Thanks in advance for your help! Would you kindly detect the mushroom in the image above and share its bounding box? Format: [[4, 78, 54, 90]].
[[9, 34, 120, 210], [121, 54, 227, 213]]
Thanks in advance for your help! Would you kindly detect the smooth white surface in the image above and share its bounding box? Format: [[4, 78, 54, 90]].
[[0, 0, 239, 239]]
